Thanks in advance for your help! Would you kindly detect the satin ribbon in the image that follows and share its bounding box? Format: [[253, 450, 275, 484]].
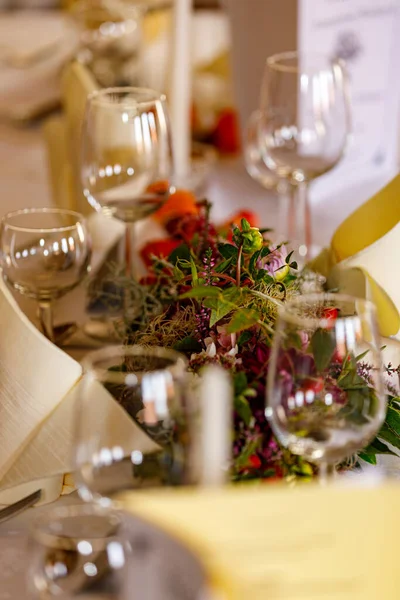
[[310, 173, 400, 337]]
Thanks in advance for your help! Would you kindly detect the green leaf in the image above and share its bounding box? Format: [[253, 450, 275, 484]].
[[208, 303, 234, 328], [204, 287, 242, 327], [259, 246, 271, 258], [285, 250, 294, 264], [366, 438, 393, 455], [310, 329, 336, 372], [233, 372, 248, 395], [290, 261, 298, 270], [241, 218, 251, 231], [237, 330, 253, 346], [249, 249, 261, 275], [179, 286, 221, 300], [235, 437, 261, 468], [337, 389, 370, 424], [355, 349, 370, 362], [358, 451, 377, 465], [234, 395, 252, 426], [190, 256, 198, 286], [168, 243, 190, 265], [213, 257, 233, 273], [255, 270, 274, 283], [173, 336, 203, 353], [226, 308, 260, 334], [378, 424, 400, 450], [218, 243, 238, 260], [385, 406, 400, 433]]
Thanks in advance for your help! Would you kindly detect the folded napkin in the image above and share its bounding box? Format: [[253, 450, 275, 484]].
[[121, 483, 400, 600], [61, 60, 99, 216], [310, 173, 400, 337], [0, 278, 159, 505], [0, 11, 78, 122]]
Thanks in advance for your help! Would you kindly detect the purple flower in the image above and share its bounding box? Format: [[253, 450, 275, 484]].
[[257, 245, 289, 279]]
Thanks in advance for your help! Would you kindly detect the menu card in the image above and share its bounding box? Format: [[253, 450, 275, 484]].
[[300, 0, 400, 201]]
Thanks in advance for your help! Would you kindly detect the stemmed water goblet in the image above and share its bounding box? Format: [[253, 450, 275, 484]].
[[257, 51, 351, 260], [81, 87, 172, 279], [28, 505, 131, 599], [75, 345, 194, 505], [266, 293, 387, 482], [0, 208, 91, 343], [80, 87, 173, 338]]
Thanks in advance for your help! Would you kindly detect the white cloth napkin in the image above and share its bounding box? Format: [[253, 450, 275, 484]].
[[0, 270, 159, 505], [0, 11, 78, 121]]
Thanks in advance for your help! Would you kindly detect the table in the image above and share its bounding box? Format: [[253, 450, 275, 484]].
[[1, 120, 393, 247], [0, 105, 398, 594]]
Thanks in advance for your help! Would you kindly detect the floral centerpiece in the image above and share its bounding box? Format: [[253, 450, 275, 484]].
[[98, 191, 400, 481]]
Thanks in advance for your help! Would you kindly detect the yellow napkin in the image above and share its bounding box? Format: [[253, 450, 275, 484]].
[[120, 482, 400, 600], [61, 60, 99, 216], [310, 173, 400, 337]]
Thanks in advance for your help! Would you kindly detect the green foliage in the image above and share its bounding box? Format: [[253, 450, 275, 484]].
[[218, 243, 238, 261], [310, 329, 336, 372], [226, 308, 260, 333], [168, 243, 190, 265], [179, 286, 220, 300], [173, 336, 203, 353], [204, 287, 242, 328]]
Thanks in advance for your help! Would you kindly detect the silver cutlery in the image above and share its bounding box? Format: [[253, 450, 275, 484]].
[[0, 489, 42, 525]]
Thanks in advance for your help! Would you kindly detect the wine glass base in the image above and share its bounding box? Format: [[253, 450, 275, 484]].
[[82, 317, 125, 344]]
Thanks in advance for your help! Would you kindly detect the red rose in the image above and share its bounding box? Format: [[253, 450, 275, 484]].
[[322, 307, 339, 330]]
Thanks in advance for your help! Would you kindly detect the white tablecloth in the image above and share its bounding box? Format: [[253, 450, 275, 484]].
[[0, 121, 393, 245]]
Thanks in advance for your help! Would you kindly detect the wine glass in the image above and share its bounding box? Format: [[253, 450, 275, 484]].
[[75, 345, 194, 505], [245, 109, 282, 192], [28, 504, 131, 598], [245, 109, 298, 253], [258, 51, 351, 259], [266, 293, 387, 482], [81, 86, 172, 279], [0, 208, 91, 343], [81, 87, 172, 339], [71, 0, 143, 88]]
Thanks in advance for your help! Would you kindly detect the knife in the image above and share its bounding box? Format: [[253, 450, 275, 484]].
[[0, 489, 42, 525]]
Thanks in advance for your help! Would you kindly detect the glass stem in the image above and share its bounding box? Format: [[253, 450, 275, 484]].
[[283, 181, 312, 264], [124, 222, 136, 280], [318, 462, 336, 485], [38, 301, 54, 342]]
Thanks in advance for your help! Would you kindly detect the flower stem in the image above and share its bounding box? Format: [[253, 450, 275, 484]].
[[236, 244, 243, 287]]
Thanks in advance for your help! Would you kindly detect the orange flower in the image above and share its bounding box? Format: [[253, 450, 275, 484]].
[[140, 238, 180, 268], [154, 189, 199, 226], [146, 180, 170, 195]]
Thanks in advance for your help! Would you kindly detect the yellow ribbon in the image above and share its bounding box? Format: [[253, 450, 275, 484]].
[[310, 173, 400, 337]]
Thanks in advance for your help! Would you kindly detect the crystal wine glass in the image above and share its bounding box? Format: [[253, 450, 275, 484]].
[[71, 0, 143, 88], [28, 504, 131, 599], [81, 86, 172, 279], [258, 51, 351, 259], [0, 208, 91, 343], [75, 345, 194, 505], [266, 293, 387, 482], [245, 109, 299, 251]]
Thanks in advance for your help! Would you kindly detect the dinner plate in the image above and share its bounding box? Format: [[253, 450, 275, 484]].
[[0, 510, 211, 600]]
